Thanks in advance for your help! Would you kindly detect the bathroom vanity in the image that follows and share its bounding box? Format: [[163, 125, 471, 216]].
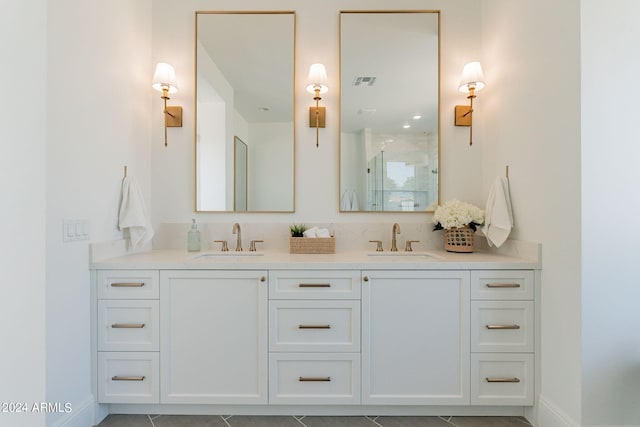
[[90, 244, 540, 419]]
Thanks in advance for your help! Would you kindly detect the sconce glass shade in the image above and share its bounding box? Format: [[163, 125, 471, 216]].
[[306, 63, 329, 94], [152, 62, 179, 94], [458, 61, 485, 93]]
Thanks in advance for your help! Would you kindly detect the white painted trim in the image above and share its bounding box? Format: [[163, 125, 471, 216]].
[[538, 395, 579, 427], [49, 396, 94, 427]]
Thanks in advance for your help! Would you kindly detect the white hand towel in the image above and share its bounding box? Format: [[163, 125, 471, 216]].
[[118, 176, 154, 249], [303, 227, 318, 238], [350, 190, 359, 211], [482, 176, 514, 248], [316, 228, 331, 238], [340, 190, 352, 211]]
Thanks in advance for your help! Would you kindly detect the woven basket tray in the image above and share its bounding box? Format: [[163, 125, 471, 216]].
[[444, 226, 475, 253], [289, 237, 336, 254]]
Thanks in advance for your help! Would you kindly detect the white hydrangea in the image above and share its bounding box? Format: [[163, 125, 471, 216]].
[[432, 199, 485, 230]]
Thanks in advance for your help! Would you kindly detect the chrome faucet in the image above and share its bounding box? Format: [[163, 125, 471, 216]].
[[391, 223, 401, 252], [232, 223, 242, 251]]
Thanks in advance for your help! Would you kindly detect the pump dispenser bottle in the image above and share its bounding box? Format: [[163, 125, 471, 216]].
[[187, 219, 201, 252]]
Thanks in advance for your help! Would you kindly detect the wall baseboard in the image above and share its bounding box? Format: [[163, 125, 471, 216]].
[[49, 396, 94, 427], [538, 395, 579, 427]]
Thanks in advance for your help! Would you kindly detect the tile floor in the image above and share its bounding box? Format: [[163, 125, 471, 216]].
[[96, 414, 533, 427]]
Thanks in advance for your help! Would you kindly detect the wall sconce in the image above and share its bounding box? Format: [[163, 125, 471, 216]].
[[306, 63, 328, 148], [454, 61, 485, 146], [152, 62, 183, 147]]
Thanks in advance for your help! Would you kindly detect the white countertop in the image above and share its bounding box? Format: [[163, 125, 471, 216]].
[[91, 249, 540, 270]]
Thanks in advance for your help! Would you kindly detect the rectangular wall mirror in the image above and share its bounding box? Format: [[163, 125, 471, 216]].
[[339, 11, 440, 212], [195, 11, 295, 212]]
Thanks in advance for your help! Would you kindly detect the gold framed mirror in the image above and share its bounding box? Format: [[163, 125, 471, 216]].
[[195, 11, 295, 212], [339, 11, 440, 212]]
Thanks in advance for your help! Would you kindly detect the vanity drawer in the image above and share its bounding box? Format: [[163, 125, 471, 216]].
[[98, 300, 159, 352], [97, 270, 159, 300], [97, 352, 159, 404], [471, 301, 533, 353], [471, 353, 534, 405], [269, 353, 360, 404], [471, 270, 534, 300], [269, 270, 360, 299], [269, 300, 360, 352]]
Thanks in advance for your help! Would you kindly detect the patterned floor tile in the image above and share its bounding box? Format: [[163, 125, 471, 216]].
[[375, 416, 454, 427], [96, 414, 151, 427], [448, 417, 532, 427], [227, 415, 304, 427], [301, 416, 379, 427], [152, 414, 229, 427]]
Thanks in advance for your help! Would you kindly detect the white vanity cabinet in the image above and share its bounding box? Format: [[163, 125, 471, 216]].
[[361, 270, 470, 405], [95, 270, 160, 404], [160, 270, 268, 404], [268, 270, 361, 404], [91, 250, 539, 420]]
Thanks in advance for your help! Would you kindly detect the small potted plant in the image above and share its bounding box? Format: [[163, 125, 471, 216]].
[[432, 199, 484, 253], [289, 224, 307, 237]]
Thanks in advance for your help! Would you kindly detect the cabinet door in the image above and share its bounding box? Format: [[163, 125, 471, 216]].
[[160, 270, 268, 404], [362, 270, 470, 405]]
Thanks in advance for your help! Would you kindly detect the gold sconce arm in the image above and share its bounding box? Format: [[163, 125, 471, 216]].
[[455, 61, 485, 146], [152, 62, 183, 147], [306, 63, 328, 148]]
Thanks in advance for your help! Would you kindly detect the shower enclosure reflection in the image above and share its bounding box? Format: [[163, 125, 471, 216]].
[[339, 11, 440, 212]]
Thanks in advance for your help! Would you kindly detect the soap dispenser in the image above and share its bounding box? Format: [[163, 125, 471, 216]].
[[187, 219, 201, 252]]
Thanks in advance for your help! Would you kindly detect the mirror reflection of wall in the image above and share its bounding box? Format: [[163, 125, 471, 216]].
[[234, 136, 247, 211], [340, 11, 440, 212], [195, 11, 295, 212]]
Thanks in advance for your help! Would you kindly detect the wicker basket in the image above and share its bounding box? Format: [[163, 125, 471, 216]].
[[444, 226, 475, 253], [289, 237, 336, 254]]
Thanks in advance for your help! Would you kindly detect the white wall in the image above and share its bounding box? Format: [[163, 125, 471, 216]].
[[248, 122, 294, 211], [0, 1, 47, 426], [581, 1, 640, 425], [46, 1, 152, 425], [479, 0, 582, 425], [151, 0, 484, 224]]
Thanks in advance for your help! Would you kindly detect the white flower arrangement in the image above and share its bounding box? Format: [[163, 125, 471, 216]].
[[432, 199, 485, 231]]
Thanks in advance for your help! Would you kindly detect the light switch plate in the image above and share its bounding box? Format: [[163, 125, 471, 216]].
[[63, 219, 90, 242]]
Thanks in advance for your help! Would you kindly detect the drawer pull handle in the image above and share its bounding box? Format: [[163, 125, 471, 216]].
[[260, 276, 266, 282], [486, 324, 521, 330], [299, 283, 331, 288], [298, 324, 331, 329], [299, 377, 331, 382], [486, 377, 521, 383], [111, 323, 146, 329], [486, 283, 520, 288], [111, 282, 145, 288], [112, 376, 145, 381]]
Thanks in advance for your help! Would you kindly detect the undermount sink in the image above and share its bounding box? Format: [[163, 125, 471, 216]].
[[191, 252, 264, 259], [366, 251, 441, 260]]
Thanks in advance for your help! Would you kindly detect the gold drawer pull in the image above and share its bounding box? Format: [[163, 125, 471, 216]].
[[485, 283, 520, 288], [299, 283, 331, 288], [111, 282, 145, 288], [112, 376, 145, 381], [486, 324, 521, 330], [486, 377, 521, 383], [298, 324, 331, 329], [299, 376, 331, 382], [111, 323, 146, 329]]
